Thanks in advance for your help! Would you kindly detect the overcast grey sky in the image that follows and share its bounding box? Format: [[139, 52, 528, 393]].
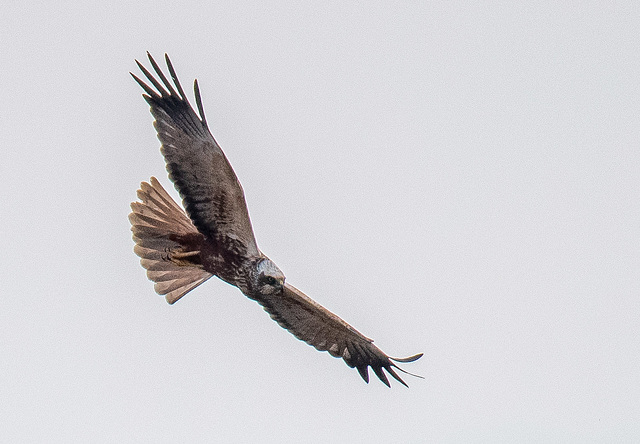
[[2, 2, 639, 442]]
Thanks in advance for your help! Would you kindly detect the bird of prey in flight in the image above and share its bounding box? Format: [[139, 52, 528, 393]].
[[129, 53, 422, 387]]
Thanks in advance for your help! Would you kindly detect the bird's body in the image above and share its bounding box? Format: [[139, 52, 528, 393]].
[[129, 53, 422, 386]]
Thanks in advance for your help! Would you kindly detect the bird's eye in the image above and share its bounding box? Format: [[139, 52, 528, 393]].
[[266, 276, 277, 286]]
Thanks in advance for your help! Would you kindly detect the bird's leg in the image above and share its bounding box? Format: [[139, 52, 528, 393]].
[[165, 248, 204, 268], [171, 250, 200, 259]]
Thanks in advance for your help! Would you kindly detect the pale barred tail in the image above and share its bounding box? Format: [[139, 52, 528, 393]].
[[129, 177, 213, 304]]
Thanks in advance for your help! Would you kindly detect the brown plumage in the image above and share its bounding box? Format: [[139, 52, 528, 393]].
[[129, 53, 422, 386]]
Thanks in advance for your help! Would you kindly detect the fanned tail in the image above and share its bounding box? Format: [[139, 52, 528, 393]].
[[129, 177, 213, 304]]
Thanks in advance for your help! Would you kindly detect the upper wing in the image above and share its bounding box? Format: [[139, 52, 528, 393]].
[[257, 283, 423, 387], [131, 53, 259, 259]]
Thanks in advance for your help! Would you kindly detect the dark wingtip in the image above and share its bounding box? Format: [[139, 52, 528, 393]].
[[164, 53, 188, 101], [146, 52, 179, 97], [194, 79, 208, 127], [146, 51, 157, 71], [130, 72, 159, 101], [386, 366, 409, 387], [372, 366, 391, 388], [356, 366, 370, 384]]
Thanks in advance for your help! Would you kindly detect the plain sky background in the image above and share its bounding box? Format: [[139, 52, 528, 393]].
[[2, 2, 639, 442]]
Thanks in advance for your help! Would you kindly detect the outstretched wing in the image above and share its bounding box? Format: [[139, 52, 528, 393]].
[[131, 53, 259, 259], [257, 283, 423, 387]]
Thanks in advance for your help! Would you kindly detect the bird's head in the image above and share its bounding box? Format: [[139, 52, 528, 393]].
[[254, 257, 285, 295]]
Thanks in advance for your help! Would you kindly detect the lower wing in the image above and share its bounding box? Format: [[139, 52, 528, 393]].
[[256, 282, 423, 387]]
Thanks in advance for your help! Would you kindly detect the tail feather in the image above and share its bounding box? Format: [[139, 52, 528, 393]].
[[129, 177, 213, 304]]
